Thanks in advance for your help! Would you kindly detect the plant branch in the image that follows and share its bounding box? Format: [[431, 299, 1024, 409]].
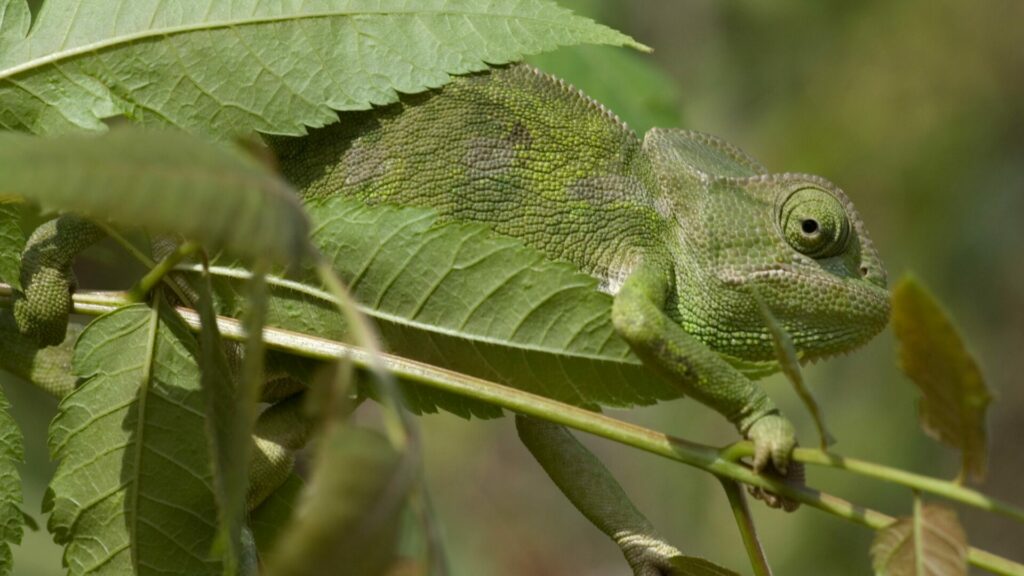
[[126, 241, 199, 302], [1, 285, 1021, 575], [719, 478, 773, 576], [722, 442, 1024, 524]]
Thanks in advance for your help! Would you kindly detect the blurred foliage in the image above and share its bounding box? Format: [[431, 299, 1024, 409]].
[[4, 0, 1023, 574]]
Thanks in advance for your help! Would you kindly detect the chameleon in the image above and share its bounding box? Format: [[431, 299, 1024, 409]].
[[6, 64, 890, 574]]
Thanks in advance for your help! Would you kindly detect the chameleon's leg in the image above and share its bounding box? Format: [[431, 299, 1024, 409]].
[[14, 215, 106, 346], [516, 415, 682, 576], [611, 261, 796, 475]]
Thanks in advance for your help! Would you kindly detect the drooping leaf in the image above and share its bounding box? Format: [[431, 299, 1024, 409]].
[[196, 271, 249, 574], [527, 44, 683, 134], [0, 312, 79, 398], [0, 128, 311, 267], [0, 378, 25, 575], [263, 425, 415, 576], [46, 302, 221, 575], [891, 275, 991, 481], [0, 201, 25, 289], [870, 501, 968, 576], [666, 555, 741, 576], [0, 0, 646, 138], [201, 196, 678, 419]]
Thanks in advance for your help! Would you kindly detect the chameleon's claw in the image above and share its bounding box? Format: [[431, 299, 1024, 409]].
[[745, 413, 802, 511], [747, 460, 805, 512]]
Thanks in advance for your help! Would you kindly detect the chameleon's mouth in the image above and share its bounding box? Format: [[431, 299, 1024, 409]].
[[735, 265, 891, 362]]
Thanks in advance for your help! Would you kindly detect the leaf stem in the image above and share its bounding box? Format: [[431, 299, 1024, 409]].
[[724, 442, 1024, 524], [125, 241, 199, 303], [719, 479, 773, 576]]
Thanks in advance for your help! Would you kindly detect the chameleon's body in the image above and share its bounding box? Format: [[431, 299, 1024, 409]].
[[273, 65, 888, 369], [9, 64, 890, 575]]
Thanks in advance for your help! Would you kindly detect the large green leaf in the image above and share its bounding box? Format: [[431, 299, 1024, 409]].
[[0, 379, 24, 576], [0, 128, 310, 266], [891, 275, 991, 481], [0, 0, 645, 137], [205, 195, 678, 419], [45, 302, 221, 575]]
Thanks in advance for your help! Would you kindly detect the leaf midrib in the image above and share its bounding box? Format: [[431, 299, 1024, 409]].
[[128, 303, 161, 573], [1, 7, 619, 80], [193, 264, 641, 366]]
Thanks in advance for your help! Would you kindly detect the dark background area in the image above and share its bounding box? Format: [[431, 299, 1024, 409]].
[[4, 1, 1022, 574]]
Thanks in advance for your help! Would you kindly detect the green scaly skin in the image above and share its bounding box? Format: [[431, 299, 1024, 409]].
[[6, 65, 890, 575]]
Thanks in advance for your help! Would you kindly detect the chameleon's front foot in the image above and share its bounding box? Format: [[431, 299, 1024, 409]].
[[745, 413, 796, 474], [744, 413, 803, 511]]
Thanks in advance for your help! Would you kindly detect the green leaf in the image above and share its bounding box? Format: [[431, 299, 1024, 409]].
[[891, 275, 992, 481], [46, 302, 221, 575], [0, 201, 25, 289], [196, 272, 250, 574], [0, 0, 646, 137], [0, 379, 25, 576], [263, 425, 414, 576], [0, 128, 311, 267], [203, 196, 678, 418], [667, 555, 741, 576], [870, 501, 968, 576], [527, 44, 683, 134]]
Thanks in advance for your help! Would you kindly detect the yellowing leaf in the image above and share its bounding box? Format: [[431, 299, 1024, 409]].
[[891, 275, 991, 481], [870, 501, 968, 576]]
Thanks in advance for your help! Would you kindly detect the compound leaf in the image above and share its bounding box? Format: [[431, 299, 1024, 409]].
[[0, 0, 645, 138], [46, 302, 221, 575]]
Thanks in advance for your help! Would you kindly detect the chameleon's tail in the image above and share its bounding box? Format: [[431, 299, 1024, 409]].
[[13, 214, 106, 346]]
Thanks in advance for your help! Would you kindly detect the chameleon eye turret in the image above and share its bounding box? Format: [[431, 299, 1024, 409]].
[[779, 187, 851, 259]]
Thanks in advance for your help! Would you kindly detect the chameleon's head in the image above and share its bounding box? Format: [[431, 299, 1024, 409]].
[[646, 129, 890, 371]]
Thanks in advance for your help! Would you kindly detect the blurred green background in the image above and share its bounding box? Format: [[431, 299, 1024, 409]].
[[4, 0, 1023, 574]]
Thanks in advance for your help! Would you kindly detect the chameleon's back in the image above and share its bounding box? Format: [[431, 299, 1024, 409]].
[[270, 65, 667, 292]]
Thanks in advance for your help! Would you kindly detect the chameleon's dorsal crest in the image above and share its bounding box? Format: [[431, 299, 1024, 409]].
[[643, 128, 767, 184]]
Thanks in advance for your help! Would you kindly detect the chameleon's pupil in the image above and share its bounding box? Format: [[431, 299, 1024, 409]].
[[801, 219, 819, 235]]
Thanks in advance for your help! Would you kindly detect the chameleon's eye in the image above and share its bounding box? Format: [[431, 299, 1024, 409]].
[[779, 187, 850, 258]]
